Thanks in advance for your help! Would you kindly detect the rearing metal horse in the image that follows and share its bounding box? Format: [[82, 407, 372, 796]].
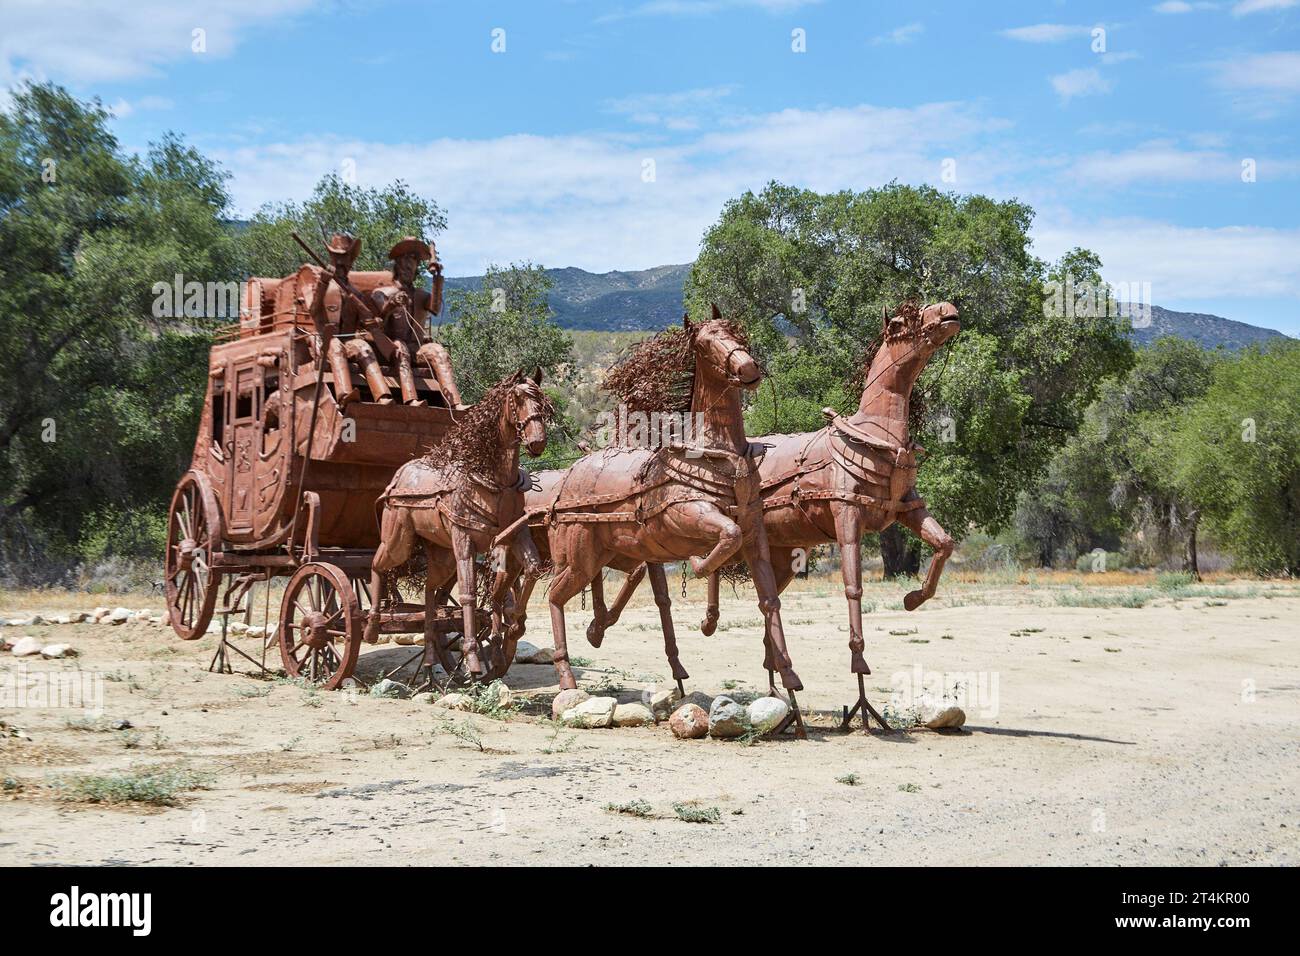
[[586, 302, 961, 727], [506, 309, 806, 702], [370, 369, 552, 679]]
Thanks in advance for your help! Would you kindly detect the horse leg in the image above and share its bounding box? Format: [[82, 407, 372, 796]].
[[834, 506, 870, 674], [645, 563, 688, 691], [586, 563, 646, 646], [367, 505, 416, 642], [451, 526, 485, 677], [700, 571, 720, 635], [742, 532, 801, 691], [896, 500, 954, 611], [585, 573, 607, 648], [546, 533, 607, 691], [758, 548, 797, 681], [686, 511, 743, 578]]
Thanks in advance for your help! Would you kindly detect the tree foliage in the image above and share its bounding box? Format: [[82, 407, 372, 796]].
[[688, 181, 1135, 570], [1149, 341, 1300, 575], [237, 174, 446, 278], [0, 83, 236, 580]]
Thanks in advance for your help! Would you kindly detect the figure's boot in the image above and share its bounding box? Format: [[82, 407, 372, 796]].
[[327, 341, 360, 406], [395, 345, 424, 407], [425, 343, 467, 409], [356, 351, 394, 404]]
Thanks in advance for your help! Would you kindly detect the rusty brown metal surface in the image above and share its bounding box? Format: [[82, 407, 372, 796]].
[[167, 236, 479, 689]]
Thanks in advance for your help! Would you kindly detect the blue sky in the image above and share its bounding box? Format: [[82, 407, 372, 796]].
[[3, 0, 1299, 333]]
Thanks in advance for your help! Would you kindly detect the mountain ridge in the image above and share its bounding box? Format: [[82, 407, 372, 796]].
[[446, 263, 1292, 349]]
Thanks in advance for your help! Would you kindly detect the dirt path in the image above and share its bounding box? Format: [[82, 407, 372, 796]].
[[1, 581, 1296, 866]]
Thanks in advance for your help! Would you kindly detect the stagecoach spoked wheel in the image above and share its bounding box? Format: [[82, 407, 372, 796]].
[[165, 471, 222, 640], [279, 563, 362, 690]]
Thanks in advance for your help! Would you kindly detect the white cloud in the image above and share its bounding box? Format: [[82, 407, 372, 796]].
[[872, 23, 925, 46], [1154, 1, 1219, 12], [1232, 0, 1298, 15], [0, 0, 313, 86], [1001, 24, 1094, 43], [1051, 67, 1113, 101], [1215, 51, 1300, 92], [604, 85, 739, 128], [214, 101, 1008, 274], [1035, 219, 1300, 300], [1065, 142, 1300, 184], [598, 0, 820, 21]]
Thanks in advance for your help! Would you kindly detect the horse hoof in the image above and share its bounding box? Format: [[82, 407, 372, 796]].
[[903, 590, 925, 611], [689, 556, 708, 577], [779, 668, 803, 692], [850, 653, 871, 675], [585, 622, 605, 648], [669, 660, 690, 681], [700, 615, 718, 636]]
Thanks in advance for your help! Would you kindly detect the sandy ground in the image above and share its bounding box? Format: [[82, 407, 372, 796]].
[[1, 574, 1297, 866]]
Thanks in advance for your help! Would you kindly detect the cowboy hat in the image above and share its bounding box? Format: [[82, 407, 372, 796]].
[[388, 236, 431, 261], [326, 232, 361, 261]]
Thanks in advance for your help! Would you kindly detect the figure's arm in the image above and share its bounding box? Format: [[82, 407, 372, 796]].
[[309, 270, 337, 343], [427, 258, 444, 318]]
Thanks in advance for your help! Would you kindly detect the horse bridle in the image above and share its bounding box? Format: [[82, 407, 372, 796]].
[[512, 385, 548, 440], [699, 332, 761, 388]]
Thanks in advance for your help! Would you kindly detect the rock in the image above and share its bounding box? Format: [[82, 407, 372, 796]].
[[244, 626, 266, 641], [51, 614, 72, 625], [40, 644, 76, 659], [647, 685, 683, 720], [668, 703, 709, 739], [393, 633, 421, 646], [7, 618, 34, 628], [550, 688, 590, 719], [562, 696, 617, 729], [747, 696, 791, 734], [111, 719, 133, 730], [513, 640, 553, 664], [28, 614, 46, 626], [915, 693, 966, 729], [708, 696, 751, 738], [369, 678, 410, 699], [411, 692, 437, 705], [107, 607, 131, 625], [228, 621, 249, 635], [682, 690, 715, 712], [10, 636, 43, 657], [90, 606, 110, 622], [481, 681, 514, 711], [69, 612, 91, 624], [612, 702, 655, 727], [434, 692, 474, 711]]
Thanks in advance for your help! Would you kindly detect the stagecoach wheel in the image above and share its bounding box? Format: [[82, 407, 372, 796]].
[[165, 472, 222, 640], [278, 563, 361, 690]]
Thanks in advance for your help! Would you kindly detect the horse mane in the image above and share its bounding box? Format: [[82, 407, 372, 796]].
[[602, 317, 749, 415], [844, 299, 930, 429], [422, 370, 554, 478]]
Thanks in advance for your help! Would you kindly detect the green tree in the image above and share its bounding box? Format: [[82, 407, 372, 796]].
[[1013, 337, 1217, 571], [0, 83, 236, 581], [1149, 341, 1300, 575], [236, 173, 446, 278], [438, 262, 578, 468], [689, 181, 1134, 574]]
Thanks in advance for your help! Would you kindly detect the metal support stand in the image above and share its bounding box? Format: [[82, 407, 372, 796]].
[[207, 573, 273, 679], [840, 673, 892, 733]]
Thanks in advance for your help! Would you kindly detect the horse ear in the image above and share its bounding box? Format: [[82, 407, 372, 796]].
[[711, 302, 722, 321], [531, 365, 543, 385], [682, 312, 693, 331], [881, 305, 889, 325]]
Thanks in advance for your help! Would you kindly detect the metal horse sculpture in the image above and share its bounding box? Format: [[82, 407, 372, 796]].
[[588, 301, 961, 728], [369, 369, 552, 679], [511, 309, 806, 703]]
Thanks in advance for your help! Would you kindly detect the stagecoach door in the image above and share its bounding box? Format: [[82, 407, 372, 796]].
[[226, 359, 261, 534]]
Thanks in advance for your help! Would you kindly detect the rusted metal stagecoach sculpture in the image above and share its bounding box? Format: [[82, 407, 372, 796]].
[[569, 301, 961, 730], [164, 234, 497, 689]]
